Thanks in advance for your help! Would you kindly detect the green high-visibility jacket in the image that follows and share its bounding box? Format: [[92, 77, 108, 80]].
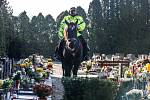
[[58, 15, 86, 39]]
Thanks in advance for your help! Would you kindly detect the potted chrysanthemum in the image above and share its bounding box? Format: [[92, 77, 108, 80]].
[[13, 71, 21, 90], [33, 83, 52, 100], [85, 60, 92, 76]]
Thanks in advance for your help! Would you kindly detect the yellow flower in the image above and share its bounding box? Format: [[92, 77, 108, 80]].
[[25, 62, 32, 67], [86, 61, 92, 71], [0, 80, 4, 88], [20, 63, 26, 67], [48, 62, 53, 65], [147, 85, 150, 91], [36, 68, 44, 73], [124, 70, 132, 78], [91, 60, 96, 64], [145, 63, 150, 72], [47, 59, 52, 62]]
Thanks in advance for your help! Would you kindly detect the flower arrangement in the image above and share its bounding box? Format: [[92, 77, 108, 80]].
[[86, 60, 92, 70], [2, 79, 12, 89], [32, 72, 43, 83], [2, 79, 13, 93], [80, 60, 93, 76], [126, 89, 143, 100], [13, 71, 21, 81], [47, 59, 52, 62], [13, 71, 22, 89], [33, 83, 52, 98], [20, 77, 31, 89], [47, 62, 53, 70], [36, 68, 44, 73], [42, 71, 49, 79], [0, 80, 4, 88], [124, 70, 133, 78]]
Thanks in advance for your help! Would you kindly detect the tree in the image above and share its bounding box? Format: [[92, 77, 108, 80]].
[[88, 0, 105, 54], [29, 13, 47, 55], [0, 0, 13, 57], [101, 0, 120, 53], [44, 14, 57, 56]]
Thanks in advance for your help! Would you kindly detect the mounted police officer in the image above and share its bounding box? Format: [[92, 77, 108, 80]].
[[54, 7, 89, 61]]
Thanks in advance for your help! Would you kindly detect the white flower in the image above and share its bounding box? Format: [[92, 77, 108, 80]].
[[126, 89, 143, 99]]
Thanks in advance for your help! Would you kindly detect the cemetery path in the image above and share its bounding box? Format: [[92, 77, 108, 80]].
[[51, 62, 64, 100], [52, 62, 63, 77]]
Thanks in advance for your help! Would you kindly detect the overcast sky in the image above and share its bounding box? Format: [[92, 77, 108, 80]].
[[8, 0, 93, 19]]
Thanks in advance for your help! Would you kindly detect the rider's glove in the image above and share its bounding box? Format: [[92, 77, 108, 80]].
[[64, 25, 68, 30], [77, 25, 80, 30]]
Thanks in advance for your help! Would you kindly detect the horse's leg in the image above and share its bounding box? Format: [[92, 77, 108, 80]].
[[64, 62, 73, 77], [62, 61, 66, 76], [73, 61, 80, 76], [63, 69, 65, 76], [65, 65, 72, 77], [73, 66, 78, 76], [62, 63, 65, 76]]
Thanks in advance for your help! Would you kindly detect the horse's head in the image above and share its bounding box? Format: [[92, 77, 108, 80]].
[[65, 20, 78, 39]]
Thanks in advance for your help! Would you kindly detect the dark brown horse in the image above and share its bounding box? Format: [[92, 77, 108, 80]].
[[61, 20, 83, 77]]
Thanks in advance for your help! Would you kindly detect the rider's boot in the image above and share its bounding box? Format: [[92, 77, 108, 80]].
[[78, 35, 90, 61], [83, 46, 90, 61], [54, 46, 61, 61], [54, 39, 65, 61]]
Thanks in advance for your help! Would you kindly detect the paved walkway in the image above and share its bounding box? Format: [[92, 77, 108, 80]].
[[51, 62, 63, 100], [51, 62, 63, 78], [51, 61, 98, 78]]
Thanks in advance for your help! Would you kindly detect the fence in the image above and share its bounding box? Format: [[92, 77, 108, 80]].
[[97, 60, 130, 78], [0, 57, 13, 79]]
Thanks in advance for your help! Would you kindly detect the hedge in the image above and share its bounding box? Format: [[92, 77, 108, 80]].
[[62, 77, 118, 100]]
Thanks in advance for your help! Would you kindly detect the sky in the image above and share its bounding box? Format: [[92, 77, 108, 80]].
[[8, 0, 93, 19]]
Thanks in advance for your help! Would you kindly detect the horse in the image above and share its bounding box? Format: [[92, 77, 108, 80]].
[[61, 20, 83, 77]]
